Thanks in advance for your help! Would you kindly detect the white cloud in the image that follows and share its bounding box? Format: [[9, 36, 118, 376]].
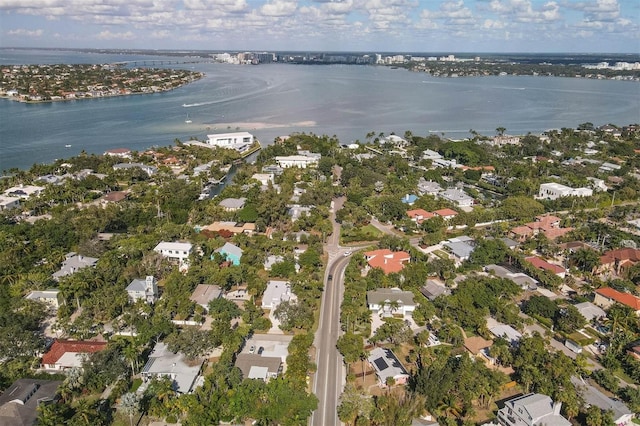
[[7, 28, 44, 37], [260, 0, 297, 17], [96, 30, 136, 40], [489, 0, 560, 23]]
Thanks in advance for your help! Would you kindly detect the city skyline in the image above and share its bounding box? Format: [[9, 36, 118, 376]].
[[1, 0, 639, 54]]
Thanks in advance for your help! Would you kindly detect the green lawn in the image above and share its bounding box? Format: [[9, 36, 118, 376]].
[[341, 224, 383, 244]]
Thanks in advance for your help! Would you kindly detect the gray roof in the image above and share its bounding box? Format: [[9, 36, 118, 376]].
[[503, 393, 571, 426], [574, 302, 607, 322], [571, 377, 633, 422], [421, 280, 451, 301], [485, 264, 538, 290], [439, 188, 474, 202], [235, 353, 282, 380], [368, 347, 409, 383], [126, 278, 147, 292], [490, 324, 522, 345], [141, 342, 203, 394], [367, 287, 415, 307], [190, 284, 222, 307], [0, 379, 62, 426], [443, 239, 475, 260], [52, 253, 98, 280], [219, 197, 246, 209], [215, 242, 243, 258]]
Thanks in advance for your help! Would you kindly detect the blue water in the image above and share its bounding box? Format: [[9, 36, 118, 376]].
[[1, 49, 639, 170]]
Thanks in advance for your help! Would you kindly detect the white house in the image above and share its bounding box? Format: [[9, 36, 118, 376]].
[[4, 185, 45, 199], [219, 197, 246, 211], [439, 188, 474, 208], [25, 290, 62, 309], [141, 342, 203, 394], [154, 241, 193, 266], [367, 347, 410, 388], [275, 154, 320, 168], [261, 280, 296, 310], [497, 393, 571, 426], [52, 253, 98, 281], [537, 183, 593, 200], [126, 276, 158, 304], [251, 173, 274, 186], [366, 287, 416, 317], [206, 132, 254, 149], [0, 195, 20, 211]]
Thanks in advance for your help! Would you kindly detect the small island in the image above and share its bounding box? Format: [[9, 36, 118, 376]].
[[0, 63, 204, 103]]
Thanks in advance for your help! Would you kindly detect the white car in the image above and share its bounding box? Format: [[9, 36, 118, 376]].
[[343, 251, 352, 257]]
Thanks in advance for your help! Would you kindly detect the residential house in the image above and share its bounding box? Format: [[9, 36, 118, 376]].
[[496, 393, 571, 426], [364, 249, 411, 275], [490, 324, 522, 346], [597, 248, 640, 276], [202, 221, 255, 235], [421, 149, 443, 162], [104, 147, 132, 158], [509, 215, 573, 242], [367, 287, 416, 317], [263, 255, 285, 271], [235, 353, 282, 381], [206, 132, 254, 150], [594, 287, 640, 315], [574, 302, 607, 323], [251, 173, 275, 187], [154, 242, 192, 267], [571, 376, 634, 426], [219, 197, 246, 211], [464, 336, 495, 365], [367, 347, 410, 388], [536, 183, 593, 200], [25, 290, 62, 309], [41, 339, 107, 371], [443, 236, 476, 265], [287, 204, 313, 222], [215, 242, 243, 266], [525, 256, 566, 278], [420, 279, 451, 301], [485, 264, 538, 290], [416, 177, 442, 196], [4, 185, 45, 199], [0, 378, 62, 426], [432, 208, 458, 220], [141, 342, 203, 394], [490, 135, 521, 146], [126, 276, 158, 304], [261, 280, 296, 310], [112, 163, 158, 176], [439, 188, 474, 208], [0, 195, 20, 210], [381, 135, 409, 148], [406, 209, 435, 225], [189, 284, 222, 311], [101, 191, 128, 204], [275, 154, 320, 168], [52, 252, 98, 281]]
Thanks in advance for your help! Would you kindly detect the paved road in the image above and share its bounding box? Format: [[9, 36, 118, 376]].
[[311, 196, 350, 426]]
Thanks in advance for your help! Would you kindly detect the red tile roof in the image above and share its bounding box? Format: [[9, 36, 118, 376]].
[[105, 148, 131, 154], [406, 209, 435, 223], [525, 256, 566, 275], [433, 208, 458, 218], [595, 287, 640, 311], [511, 226, 534, 236], [600, 248, 640, 266], [364, 249, 410, 275], [41, 340, 107, 365]]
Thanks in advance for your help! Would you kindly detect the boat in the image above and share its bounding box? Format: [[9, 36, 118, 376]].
[[65, 144, 72, 148], [185, 113, 192, 124]]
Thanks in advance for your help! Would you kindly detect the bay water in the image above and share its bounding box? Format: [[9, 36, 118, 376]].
[[1, 49, 639, 171]]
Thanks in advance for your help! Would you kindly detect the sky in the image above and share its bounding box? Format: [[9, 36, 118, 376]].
[[0, 0, 639, 53]]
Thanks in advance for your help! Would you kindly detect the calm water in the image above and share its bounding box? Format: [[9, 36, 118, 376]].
[[1, 49, 639, 170]]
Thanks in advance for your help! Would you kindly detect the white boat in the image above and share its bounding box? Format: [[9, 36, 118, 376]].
[[185, 113, 192, 124], [65, 144, 72, 148]]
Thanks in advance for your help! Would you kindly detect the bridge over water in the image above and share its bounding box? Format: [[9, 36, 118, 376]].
[[111, 59, 206, 67]]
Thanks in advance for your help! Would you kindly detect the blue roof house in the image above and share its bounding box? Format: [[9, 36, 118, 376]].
[[215, 242, 243, 266], [401, 194, 418, 205]]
